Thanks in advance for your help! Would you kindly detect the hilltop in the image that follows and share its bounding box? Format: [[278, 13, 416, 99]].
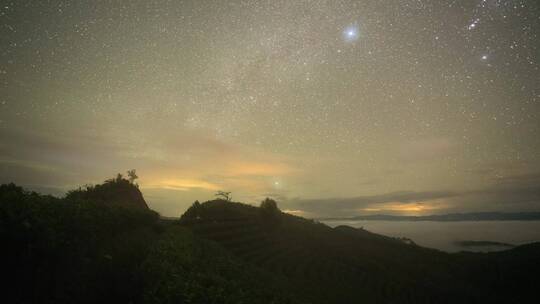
[[65, 173, 149, 209], [1, 177, 539, 303]]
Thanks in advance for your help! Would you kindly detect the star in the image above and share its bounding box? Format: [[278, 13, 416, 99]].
[[343, 25, 359, 42], [468, 18, 480, 30], [1, 0, 539, 220]]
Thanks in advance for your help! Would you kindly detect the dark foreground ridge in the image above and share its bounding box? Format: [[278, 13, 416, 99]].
[[1, 177, 539, 303]]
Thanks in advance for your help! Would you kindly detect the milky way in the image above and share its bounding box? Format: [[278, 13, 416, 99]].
[[1, 1, 539, 217]]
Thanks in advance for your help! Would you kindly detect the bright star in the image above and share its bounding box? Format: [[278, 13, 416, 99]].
[[481, 55, 488, 60], [468, 18, 480, 30], [272, 179, 284, 189], [343, 25, 359, 42]]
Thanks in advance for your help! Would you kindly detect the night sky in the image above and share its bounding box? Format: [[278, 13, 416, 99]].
[[1, 0, 539, 217]]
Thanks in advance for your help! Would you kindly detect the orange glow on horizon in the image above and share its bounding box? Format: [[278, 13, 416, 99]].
[[144, 178, 220, 191], [360, 200, 449, 215]]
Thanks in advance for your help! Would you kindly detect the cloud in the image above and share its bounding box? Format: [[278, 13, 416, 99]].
[[0, 126, 133, 181], [4, 123, 538, 218], [0, 124, 298, 214], [465, 160, 533, 179], [145, 178, 221, 191], [282, 209, 315, 218], [283, 190, 458, 217], [490, 172, 540, 188], [282, 173, 540, 218], [461, 173, 540, 210], [360, 201, 450, 213], [0, 160, 74, 192]]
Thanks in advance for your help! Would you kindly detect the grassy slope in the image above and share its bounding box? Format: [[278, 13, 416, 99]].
[[180, 199, 540, 303]]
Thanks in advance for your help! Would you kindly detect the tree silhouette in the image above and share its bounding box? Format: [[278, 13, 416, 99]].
[[127, 169, 138, 184], [260, 198, 280, 224], [215, 191, 232, 201], [260, 198, 278, 211]]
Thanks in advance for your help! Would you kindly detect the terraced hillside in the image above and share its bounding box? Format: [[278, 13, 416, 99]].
[[179, 199, 540, 303]]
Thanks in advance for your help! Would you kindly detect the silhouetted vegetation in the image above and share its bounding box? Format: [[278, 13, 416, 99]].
[[179, 199, 540, 303], [214, 190, 232, 201], [260, 197, 279, 212], [259, 198, 281, 225], [65, 174, 148, 209], [127, 169, 139, 184], [1, 181, 159, 303], [2, 177, 539, 303]]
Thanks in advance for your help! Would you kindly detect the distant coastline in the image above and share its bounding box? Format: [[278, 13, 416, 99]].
[[319, 212, 540, 222]]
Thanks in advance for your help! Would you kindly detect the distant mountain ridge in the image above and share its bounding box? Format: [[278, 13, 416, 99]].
[[320, 211, 540, 222]]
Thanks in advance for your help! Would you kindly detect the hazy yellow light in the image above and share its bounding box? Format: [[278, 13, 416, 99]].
[[360, 200, 449, 215], [145, 178, 220, 191]]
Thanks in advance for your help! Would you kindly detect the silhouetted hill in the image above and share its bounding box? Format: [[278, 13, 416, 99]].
[[2, 181, 539, 303], [180, 199, 540, 303], [0, 182, 298, 304], [65, 174, 149, 209]]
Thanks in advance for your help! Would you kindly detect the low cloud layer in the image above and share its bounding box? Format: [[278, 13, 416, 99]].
[[281, 173, 540, 218]]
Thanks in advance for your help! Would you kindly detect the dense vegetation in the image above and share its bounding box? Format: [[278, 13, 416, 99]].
[[0, 182, 159, 303], [1, 177, 539, 303]]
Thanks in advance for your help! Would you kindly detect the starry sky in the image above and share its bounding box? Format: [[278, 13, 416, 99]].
[[1, 0, 539, 218]]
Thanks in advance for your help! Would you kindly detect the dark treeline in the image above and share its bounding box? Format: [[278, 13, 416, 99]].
[[1, 175, 539, 303]]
